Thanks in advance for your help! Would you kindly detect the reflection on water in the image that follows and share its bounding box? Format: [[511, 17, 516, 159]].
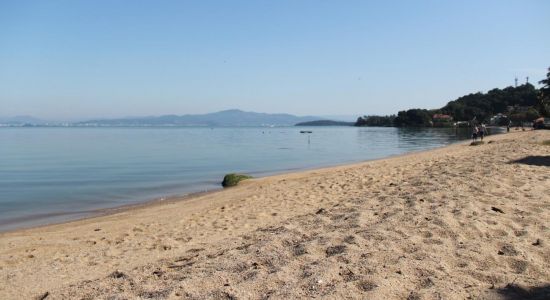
[[0, 126, 502, 231]]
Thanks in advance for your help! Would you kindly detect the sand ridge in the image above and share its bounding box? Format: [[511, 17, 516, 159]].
[[0, 130, 549, 299]]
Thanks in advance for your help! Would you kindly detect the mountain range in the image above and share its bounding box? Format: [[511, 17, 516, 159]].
[[76, 109, 321, 127], [0, 116, 48, 125]]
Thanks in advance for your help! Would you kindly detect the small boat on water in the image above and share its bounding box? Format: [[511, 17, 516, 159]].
[[300, 130, 313, 133]]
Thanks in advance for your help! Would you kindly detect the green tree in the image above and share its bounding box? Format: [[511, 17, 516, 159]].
[[394, 109, 432, 127], [440, 84, 538, 122], [355, 115, 396, 127], [538, 67, 550, 117]]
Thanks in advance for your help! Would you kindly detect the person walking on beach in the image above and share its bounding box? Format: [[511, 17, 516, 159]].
[[479, 123, 487, 141], [472, 125, 479, 142]]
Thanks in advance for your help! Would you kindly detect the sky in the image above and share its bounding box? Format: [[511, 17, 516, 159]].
[[0, 0, 549, 120]]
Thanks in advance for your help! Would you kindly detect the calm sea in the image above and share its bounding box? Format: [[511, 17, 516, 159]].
[[0, 126, 494, 231]]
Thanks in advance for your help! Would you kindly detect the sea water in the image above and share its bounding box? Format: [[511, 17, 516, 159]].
[[0, 126, 492, 231]]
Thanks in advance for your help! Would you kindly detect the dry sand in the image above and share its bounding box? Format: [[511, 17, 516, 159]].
[[1, 130, 549, 300]]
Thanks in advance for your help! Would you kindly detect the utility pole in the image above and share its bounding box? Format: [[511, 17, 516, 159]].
[[526, 76, 529, 84], [515, 77, 518, 87]]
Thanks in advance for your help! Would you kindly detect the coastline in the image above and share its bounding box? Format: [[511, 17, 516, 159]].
[[0, 129, 487, 234], [1, 130, 548, 299], [0, 145, 441, 235]]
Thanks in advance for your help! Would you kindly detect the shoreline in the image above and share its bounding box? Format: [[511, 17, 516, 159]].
[[0, 189, 221, 235], [1, 130, 547, 299], [0, 132, 485, 235]]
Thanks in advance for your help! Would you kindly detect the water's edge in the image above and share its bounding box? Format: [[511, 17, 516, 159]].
[[0, 134, 481, 234]]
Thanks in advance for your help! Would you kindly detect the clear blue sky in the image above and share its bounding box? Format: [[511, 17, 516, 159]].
[[1, 0, 549, 120]]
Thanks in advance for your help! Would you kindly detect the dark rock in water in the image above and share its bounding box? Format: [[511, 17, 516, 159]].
[[221, 173, 252, 187]]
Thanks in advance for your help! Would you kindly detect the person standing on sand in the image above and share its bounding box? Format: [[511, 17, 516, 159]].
[[472, 125, 478, 142], [479, 123, 487, 141]]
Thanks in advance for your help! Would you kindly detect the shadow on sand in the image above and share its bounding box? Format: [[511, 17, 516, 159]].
[[495, 283, 550, 300], [510, 156, 550, 167]]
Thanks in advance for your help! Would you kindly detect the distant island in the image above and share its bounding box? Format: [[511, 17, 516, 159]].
[[76, 109, 322, 127], [0, 109, 322, 127], [0, 116, 52, 126], [355, 68, 550, 128], [295, 120, 354, 126]]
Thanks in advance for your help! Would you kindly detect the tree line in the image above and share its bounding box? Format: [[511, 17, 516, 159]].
[[356, 67, 550, 127]]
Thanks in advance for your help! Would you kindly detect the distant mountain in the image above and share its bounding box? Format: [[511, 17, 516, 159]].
[[77, 109, 320, 127], [295, 120, 354, 126], [0, 116, 47, 125]]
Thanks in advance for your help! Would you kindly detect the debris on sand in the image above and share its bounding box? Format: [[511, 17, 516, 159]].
[[491, 206, 504, 214]]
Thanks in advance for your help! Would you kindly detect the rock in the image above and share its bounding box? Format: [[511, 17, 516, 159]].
[[36, 292, 49, 300], [491, 206, 504, 214], [221, 173, 252, 187]]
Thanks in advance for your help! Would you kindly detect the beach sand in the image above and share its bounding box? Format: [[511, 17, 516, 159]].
[[1, 130, 549, 299]]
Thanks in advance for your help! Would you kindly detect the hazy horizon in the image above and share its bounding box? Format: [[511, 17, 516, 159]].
[[0, 108, 361, 123], [1, 1, 549, 120]]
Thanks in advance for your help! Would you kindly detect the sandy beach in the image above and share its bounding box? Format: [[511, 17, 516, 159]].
[[1, 130, 549, 299]]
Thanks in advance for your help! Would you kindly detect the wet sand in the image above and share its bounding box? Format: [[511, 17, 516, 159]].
[[1, 130, 549, 299]]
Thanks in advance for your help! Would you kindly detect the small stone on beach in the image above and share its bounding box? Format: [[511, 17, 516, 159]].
[[37, 291, 49, 300], [491, 207, 504, 214]]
